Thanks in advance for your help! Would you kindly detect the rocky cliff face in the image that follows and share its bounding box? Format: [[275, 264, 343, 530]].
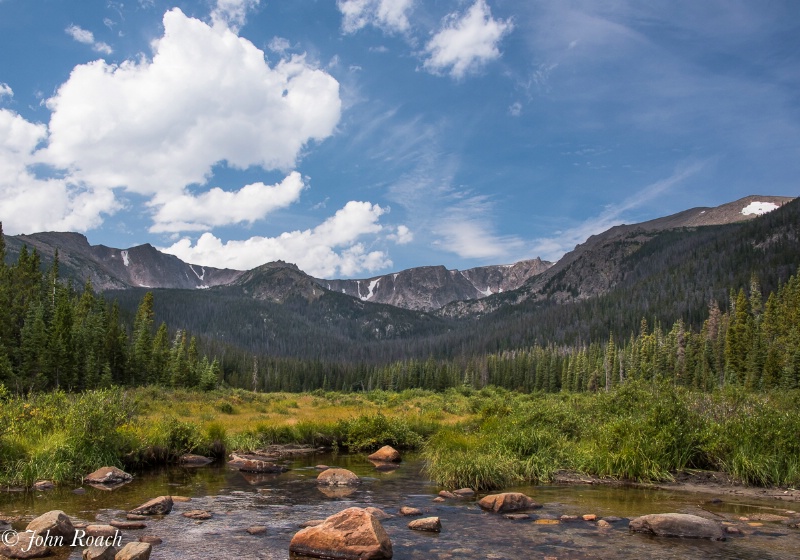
[[318, 258, 552, 312], [4, 232, 244, 290]]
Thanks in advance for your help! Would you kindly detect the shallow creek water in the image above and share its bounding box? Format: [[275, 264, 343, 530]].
[[2, 453, 799, 559]]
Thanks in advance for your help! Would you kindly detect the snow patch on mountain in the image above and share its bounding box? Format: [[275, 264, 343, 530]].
[[359, 279, 380, 301], [742, 201, 779, 216], [190, 264, 205, 281], [121, 250, 129, 267]]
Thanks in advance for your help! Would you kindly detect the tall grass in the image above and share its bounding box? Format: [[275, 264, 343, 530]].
[[2, 384, 799, 490]]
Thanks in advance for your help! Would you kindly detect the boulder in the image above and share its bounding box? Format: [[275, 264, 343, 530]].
[[26, 509, 75, 538], [82, 545, 116, 560], [399, 507, 422, 517], [629, 513, 725, 540], [453, 488, 475, 498], [129, 496, 173, 516], [408, 517, 441, 533], [247, 526, 268, 535], [289, 507, 393, 560], [0, 531, 50, 559], [367, 445, 401, 463], [438, 490, 457, 499], [317, 468, 361, 486], [364, 507, 392, 520], [477, 493, 541, 513], [84, 467, 133, 485], [115, 542, 152, 560]]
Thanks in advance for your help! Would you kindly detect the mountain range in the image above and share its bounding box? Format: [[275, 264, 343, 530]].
[[3, 194, 798, 362]]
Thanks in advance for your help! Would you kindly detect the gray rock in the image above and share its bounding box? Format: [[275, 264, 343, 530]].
[[129, 496, 173, 516], [408, 517, 441, 533], [316, 468, 360, 486], [629, 513, 725, 540]]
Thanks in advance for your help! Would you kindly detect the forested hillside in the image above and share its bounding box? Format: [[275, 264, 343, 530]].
[[1, 197, 798, 395]]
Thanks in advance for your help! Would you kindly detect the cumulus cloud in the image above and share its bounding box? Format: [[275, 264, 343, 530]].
[[149, 171, 306, 233], [387, 224, 413, 244], [210, 0, 259, 31], [44, 8, 341, 197], [65, 24, 113, 55], [0, 109, 118, 235], [422, 0, 513, 79], [161, 201, 390, 277], [338, 0, 414, 34]]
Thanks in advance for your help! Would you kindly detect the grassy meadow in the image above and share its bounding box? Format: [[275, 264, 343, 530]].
[[2, 383, 800, 491]]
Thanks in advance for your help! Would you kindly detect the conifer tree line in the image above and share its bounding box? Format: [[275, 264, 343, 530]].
[[0, 225, 220, 394], [220, 271, 800, 394], [2, 219, 799, 395]]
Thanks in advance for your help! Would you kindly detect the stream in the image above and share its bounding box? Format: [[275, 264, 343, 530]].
[[2, 453, 799, 559]]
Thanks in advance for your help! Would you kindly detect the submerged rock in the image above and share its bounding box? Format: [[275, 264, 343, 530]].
[[477, 493, 541, 513], [182, 510, 212, 520], [32, 480, 54, 491], [399, 507, 422, 517], [317, 468, 361, 486], [228, 453, 288, 474], [367, 445, 401, 463], [289, 507, 393, 559], [129, 496, 173, 516], [179, 454, 213, 466], [629, 513, 725, 540]]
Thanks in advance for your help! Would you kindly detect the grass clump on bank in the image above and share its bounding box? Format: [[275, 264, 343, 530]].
[[2, 383, 799, 491], [424, 382, 800, 491]]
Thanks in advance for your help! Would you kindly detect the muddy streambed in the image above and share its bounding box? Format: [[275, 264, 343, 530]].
[[2, 453, 799, 559]]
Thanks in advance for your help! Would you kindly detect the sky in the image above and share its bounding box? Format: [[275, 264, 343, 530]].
[[0, 0, 798, 279]]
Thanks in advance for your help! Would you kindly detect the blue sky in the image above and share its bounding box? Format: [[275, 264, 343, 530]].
[[1, 0, 798, 278]]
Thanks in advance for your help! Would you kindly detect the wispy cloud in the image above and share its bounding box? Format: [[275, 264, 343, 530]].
[[65, 24, 113, 55], [529, 161, 708, 261], [337, 0, 414, 35]]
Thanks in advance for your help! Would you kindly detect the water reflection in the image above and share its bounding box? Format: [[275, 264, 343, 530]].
[[1, 453, 798, 559]]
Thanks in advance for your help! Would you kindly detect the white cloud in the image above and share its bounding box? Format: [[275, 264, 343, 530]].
[[65, 24, 113, 54], [44, 8, 341, 197], [0, 109, 118, 235], [387, 224, 413, 244], [338, 0, 414, 34], [433, 195, 525, 259], [508, 101, 522, 116], [268, 36, 291, 54], [161, 201, 391, 277], [422, 0, 513, 79], [210, 0, 259, 31], [149, 171, 306, 233], [0, 83, 12, 99]]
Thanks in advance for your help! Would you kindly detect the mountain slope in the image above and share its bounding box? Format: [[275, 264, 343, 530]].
[[4, 232, 243, 290], [318, 258, 551, 311], [440, 195, 795, 318]]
